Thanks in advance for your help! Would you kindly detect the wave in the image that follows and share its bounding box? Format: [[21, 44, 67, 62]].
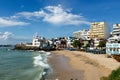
[[34, 60, 49, 68], [33, 51, 51, 80], [46, 52, 51, 56], [33, 55, 49, 68], [38, 50, 45, 53], [34, 55, 43, 61]]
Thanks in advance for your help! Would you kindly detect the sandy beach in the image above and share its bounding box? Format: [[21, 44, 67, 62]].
[[46, 50, 120, 80]]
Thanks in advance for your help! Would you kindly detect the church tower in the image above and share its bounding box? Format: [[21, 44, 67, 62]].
[[32, 32, 40, 47]]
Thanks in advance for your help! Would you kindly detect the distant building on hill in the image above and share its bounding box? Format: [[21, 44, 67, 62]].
[[90, 22, 110, 39]]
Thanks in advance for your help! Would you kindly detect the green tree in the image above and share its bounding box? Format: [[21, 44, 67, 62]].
[[73, 40, 81, 49], [98, 41, 106, 47]]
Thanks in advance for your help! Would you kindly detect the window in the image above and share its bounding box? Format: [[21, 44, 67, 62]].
[[117, 48, 119, 51], [113, 48, 115, 51]]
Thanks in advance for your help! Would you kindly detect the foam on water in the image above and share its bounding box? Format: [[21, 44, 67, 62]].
[[46, 52, 51, 56], [39, 50, 45, 53], [34, 60, 49, 68], [34, 55, 43, 61], [33, 51, 52, 80], [33, 51, 51, 76]]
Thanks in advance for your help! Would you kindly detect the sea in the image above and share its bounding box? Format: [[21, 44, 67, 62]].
[[0, 47, 51, 80]]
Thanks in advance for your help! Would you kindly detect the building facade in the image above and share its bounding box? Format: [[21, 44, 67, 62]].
[[106, 27, 120, 55], [90, 22, 110, 39], [32, 32, 41, 47], [106, 43, 120, 55], [112, 23, 120, 36], [73, 30, 90, 40], [108, 23, 120, 42]]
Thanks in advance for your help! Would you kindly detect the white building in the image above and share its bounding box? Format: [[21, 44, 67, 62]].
[[73, 30, 90, 40], [108, 36, 120, 42], [65, 37, 74, 48], [106, 23, 120, 55], [32, 32, 41, 47], [106, 37, 120, 55], [106, 43, 120, 55], [94, 38, 100, 47], [112, 23, 120, 36], [25, 32, 48, 48], [108, 23, 120, 42]]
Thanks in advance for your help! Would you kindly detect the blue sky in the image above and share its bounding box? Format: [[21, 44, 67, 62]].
[[0, 0, 120, 44]]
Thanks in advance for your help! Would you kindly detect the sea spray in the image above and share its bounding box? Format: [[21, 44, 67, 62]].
[[33, 53, 50, 68], [33, 51, 51, 80]]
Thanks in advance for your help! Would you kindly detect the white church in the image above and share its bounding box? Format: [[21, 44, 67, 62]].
[[26, 32, 48, 48], [32, 32, 41, 47]]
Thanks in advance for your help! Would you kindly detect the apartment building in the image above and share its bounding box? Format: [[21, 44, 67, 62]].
[[112, 23, 120, 36], [90, 22, 110, 39], [73, 30, 90, 40]]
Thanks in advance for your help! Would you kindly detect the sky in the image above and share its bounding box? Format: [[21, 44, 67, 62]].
[[0, 0, 120, 44]]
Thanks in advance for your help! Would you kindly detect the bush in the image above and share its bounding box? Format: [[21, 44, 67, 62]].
[[98, 41, 106, 47], [73, 40, 81, 49], [101, 67, 120, 80], [100, 77, 108, 80], [108, 67, 120, 80]]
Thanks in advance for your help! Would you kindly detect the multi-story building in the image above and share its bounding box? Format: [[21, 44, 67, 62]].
[[90, 22, 110, 39], [112, 23, 120, 36], [106, 36, 120, 55], [106, 42, 120, 55], [32, 32, 40, 47], [108, 23, 120, 42], [73, 30, 90, 40], [106, 23, 120, 55], [32, 32, 48, 48]]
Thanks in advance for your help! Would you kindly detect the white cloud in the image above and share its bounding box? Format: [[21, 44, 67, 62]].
[[13, 10, 45, 20], [0, 32, 31, 44], [0, 18, 29, 27], [15, 5, 90, 25], [0, 32, 13, 40]]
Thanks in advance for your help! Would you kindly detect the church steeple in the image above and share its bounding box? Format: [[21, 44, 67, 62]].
[[34, 32, 39, 39]]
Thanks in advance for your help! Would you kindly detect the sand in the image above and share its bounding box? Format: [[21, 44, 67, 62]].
[[47, 50, 120, 80], [46, 53, 84, 80]]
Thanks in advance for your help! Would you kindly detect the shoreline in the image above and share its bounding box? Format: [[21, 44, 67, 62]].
[[46, 52, 84, 80], [46, 50, 120, 80]]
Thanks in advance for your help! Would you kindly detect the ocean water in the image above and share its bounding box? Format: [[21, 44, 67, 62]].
[[0, 47, 51, 80]]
